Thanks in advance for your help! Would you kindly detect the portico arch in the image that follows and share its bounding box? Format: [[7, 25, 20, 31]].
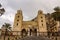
[[34, 29, 37, 36], [21, 29, 27, 38]]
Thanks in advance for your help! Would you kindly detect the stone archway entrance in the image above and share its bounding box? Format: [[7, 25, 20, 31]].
[[29, 28, 37, 36], [34, 29, 37, 36], [30, 29, 32, 36], [21, 29, 27, 38]]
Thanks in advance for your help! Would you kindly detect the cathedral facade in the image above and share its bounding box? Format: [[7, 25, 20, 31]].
[[13, 10, 47, 37]]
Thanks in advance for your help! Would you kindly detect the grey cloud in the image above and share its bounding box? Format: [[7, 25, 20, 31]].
[[0, 0, 60, 28], [7, 0, 60, 17], [7, 0, 40, 20], [0, 17, 13, 28]]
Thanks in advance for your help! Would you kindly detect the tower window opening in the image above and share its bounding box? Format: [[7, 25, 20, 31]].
[[18, 16, 19, 18], [42, 24, 43, 26], [17, 23, 18, 26], [41, 20, 43, 22], [41, 16, 43, 18], [17, 20, 19, 21]]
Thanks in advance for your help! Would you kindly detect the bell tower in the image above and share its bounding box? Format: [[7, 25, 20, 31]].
[[37, 10, 47, 36], [13, 9, 23, 32]]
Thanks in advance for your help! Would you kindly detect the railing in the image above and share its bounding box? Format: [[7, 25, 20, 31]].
[[0, 31, 60, 40]]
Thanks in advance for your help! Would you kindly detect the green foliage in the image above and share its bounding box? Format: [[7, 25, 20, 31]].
[[51, 6, 60, 21], [54, 6, 60, 12], [52, 12, 60, 21], [2, 23, 11, 40], [0, 3, 5, 16], [2, 23, 11, 31]]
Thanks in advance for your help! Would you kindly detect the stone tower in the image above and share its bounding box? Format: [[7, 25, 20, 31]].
[[13, 10, 23, 32], [37, 10, 47, 35]]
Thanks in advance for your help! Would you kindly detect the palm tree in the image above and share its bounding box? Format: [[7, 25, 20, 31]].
[[0, 3, 5, 16], [2, 23, 11, 40], [2, 23, 11, 34]]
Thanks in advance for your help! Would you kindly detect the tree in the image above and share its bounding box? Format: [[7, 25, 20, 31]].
[[52, 6, 60, 21], [54, 6, 60, 12], [52, 6, 60, 28], [1, 23, 11, 40], [51, 6, 60, 40], [0, 3, 5, 16], [2, 23, 11, 34], [46, 13, 57, 38]]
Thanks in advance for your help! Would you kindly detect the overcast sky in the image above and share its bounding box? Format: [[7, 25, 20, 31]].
[[0, 0, 60, 28]]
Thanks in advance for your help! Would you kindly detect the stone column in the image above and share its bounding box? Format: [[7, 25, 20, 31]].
[[28, 29, 30, 36], [37, 29, 39, 36]]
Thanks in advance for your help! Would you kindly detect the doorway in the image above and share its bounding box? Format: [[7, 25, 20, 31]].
[[21, 29, 27, 38]]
